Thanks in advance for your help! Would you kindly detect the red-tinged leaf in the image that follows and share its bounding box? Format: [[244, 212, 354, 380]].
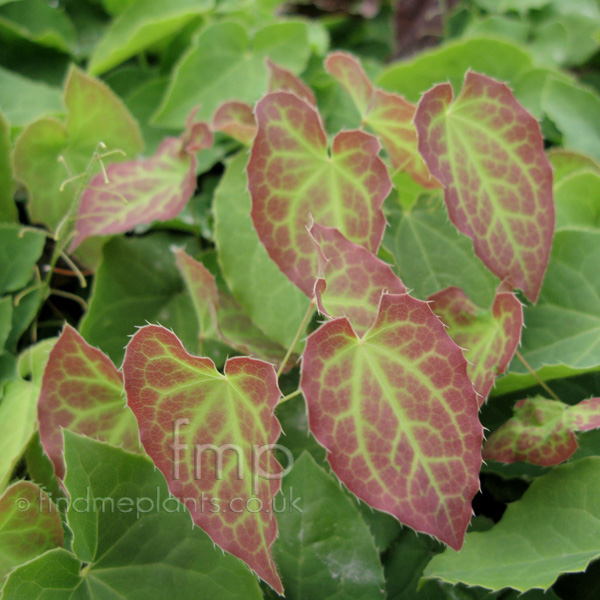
[[212, 101, 257, 145], [429, 287, 523, 405], [483, 396, 600, 466], [123, 326, 284, 593], [38, 325, 139, 480], [300, 293, 482, 549], [70, 111, 213, 251], [174, 248, 288, 364], [325, 51, 438, 188], [266, 59, 316, 105], [567, 398, 600, 431], [310, 222, 406, 336], [173, 248, 220, 342], [0, 481, 63, 579], [247, 91, 390, 296], [414, 71, 554, 303]]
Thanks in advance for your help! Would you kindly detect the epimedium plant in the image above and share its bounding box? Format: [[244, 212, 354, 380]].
[[1, 0, 600, 599]]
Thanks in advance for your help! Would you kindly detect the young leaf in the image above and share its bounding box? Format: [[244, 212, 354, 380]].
[[211, 60, 314, 146], [300, 293, 482, 550], [273, 452, 385, 599], [414, 71, 554, 303], [266, 58, 316, 105], [38, 325, 139, 480], [212, 101, 257, 145], [429, 287, 523, 404], [424, 457, 600, 591], [247, 91, 390, 296], [0, 481, 63, 581], [70, 110, 212, 250], [13, 66, 143, 231], [483, 396, 600, 466], [123, 326, 284, 593], [310, 222, 406, 336], [325, 51, 437, 188], [173, 248, 220, 342]]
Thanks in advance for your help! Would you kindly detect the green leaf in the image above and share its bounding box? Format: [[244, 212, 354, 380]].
[[0, 66, 64, 133], [153, 20, 311, 127], [0, 380, 39, 491], [0, 296, 11, 349], [123, 327, 284, 592], [273, 451, 385, 599], [301, 293, 482, 550], [213, 152, 308, 349], [0, 224, 45, 295], [499, 230, 600, 392], [414, 71, 554, 303], [2, 433, 264, 599], [543, 79, 600, 160], [0, 109, 16, 222], [13, 65, 144, 231], [548, 149, 600, 184], [79, 233, 200, 364], [0, 481, 63, 581], [0, 0, 77, 54], [88, 0, 214, 76], [377, 38, 533, 104], [383, 195, 498, 307], [554, 171, 600, 231], [424, 457, 600, 591], [0, 338, 54, 491]]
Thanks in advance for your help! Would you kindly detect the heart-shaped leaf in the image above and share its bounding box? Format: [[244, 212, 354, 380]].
[[212, 101, 256, 145], [414, 71, 554, 303], [483, 396, 600, 466], [266, 58, 316, 105], [310, 222, 406, 336], [325, 51, 438, 188], [300, 293, 482, 549], [70, 110, 212, 250], [247, 91, 390, 296], [429, 287, 523, 404], [123, 325, 284, 593], [38, 325, 139, 480]]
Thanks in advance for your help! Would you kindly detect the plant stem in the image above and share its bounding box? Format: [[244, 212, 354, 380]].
[[515, 350, 561, 402], [279, 389, 302, 405], [276, 298, 315, 378]]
